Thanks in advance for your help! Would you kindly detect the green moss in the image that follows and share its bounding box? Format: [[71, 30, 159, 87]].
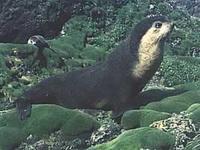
[[80, 46, 106, 61], [174, 81, 200, 91], [143, 90, 200, 113], [159, 56, 200, 87], [0, 43, 35, 69], [62, 112, 99, 136], [137, 87, 186, 107], [0, 43, 34, 53], [89, 127, 175, 150], [137, 82, 200, 111], [0, 105, 100, 149], [121, 109, 171, 130], [0, 127, 26, 150], [49, 38, 78, 57], [158, 3, 172, 14], [186, 103, 200, 123]]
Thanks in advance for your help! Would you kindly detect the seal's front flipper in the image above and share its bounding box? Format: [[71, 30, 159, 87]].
[[112, 103, 134, 123], [15, 98, 32, 120], [111, 110, 124, 123]]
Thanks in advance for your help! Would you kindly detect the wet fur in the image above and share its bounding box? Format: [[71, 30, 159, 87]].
[[16, 16, 172, 120]]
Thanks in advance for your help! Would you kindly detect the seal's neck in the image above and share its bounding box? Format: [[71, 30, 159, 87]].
[[132, 32, 164, 79]]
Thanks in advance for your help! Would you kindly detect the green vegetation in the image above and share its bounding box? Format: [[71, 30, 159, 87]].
[[174, 81, 200, 91], [0, 0, 200, 103], [185, 104, 200, 150], [121, 82, 200, 131], [186, 104, 200, 123], [121, 109, 171, 129], [89, 127, 175, 150], [159, 56, 200, 86], [0, 104, 100, 150], [0, 0, 199, 149], [0, 127, 25, 150], [143, 90, 200, 113]]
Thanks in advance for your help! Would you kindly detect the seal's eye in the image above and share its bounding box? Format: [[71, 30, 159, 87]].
[[154, 22, 162, 28]]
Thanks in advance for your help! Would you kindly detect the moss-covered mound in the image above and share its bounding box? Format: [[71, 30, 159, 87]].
[[143, 90, 200, 113], [134, 81, 200, 109], [89, 127, 175, 150], [121, 82, 200, 130], [186, 103, 200, 123], [174, 81, 200, 91], [121, 109, 171, 130], [0, 104, 100, 150], [185, 104, 200, 150]]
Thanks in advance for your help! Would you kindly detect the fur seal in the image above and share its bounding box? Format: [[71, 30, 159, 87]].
[[28, 35, 57, 53], [28, 35, 57, 68], [16, 16, 174, 120]]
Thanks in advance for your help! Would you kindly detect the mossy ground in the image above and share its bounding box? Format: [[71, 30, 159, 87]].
[[186, 104, 200, 123], [0, 0, 200, 149], [117, 81, 200, 150], [143, 90, 200, 113], [89, 127, 175, 150], [121, 109, 171, 129], [0, 104, 100, 150], [159, 56, 200, 87]]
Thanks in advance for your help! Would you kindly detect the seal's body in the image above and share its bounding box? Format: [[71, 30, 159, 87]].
[[16, 16, 174, 120]]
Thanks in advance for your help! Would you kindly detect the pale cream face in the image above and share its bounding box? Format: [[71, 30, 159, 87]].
[[28, 39, 36, 45], [147, 21, 173, 43], [132, 21, 173, 78]]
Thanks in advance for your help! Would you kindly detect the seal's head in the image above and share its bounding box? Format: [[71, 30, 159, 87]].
[[130, 15, 174, 49], [28, 36, 37, 45], [131, 16, 174, 78], [143, 16, 174, 43], [28, 35, 49, 49]]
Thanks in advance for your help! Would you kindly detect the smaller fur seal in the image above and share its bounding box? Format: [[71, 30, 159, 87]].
[[16, 16, 174, 120], [28, 35, 57, 53], [28, 35, 57, 68]]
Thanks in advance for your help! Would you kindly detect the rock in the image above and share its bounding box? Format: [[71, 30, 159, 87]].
[[19, 76, 32, 85], [121, 109, 171, 130], [185, 135, 200, 150], [0, 104, 100, 150], [150, 112, 197, 149], [0, 0, 82, 43], [88, 110, 121, 145], [88, 127, 175, 150]]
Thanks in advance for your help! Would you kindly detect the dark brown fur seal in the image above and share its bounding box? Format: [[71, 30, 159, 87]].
[[16, 16, 174, 120]]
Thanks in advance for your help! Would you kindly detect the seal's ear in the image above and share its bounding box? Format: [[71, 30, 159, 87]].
[[15, 98, 32, 120]]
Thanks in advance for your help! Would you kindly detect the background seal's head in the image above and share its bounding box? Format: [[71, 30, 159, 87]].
[[28, 35, 50, 50], [28, 35, 57, 53]]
